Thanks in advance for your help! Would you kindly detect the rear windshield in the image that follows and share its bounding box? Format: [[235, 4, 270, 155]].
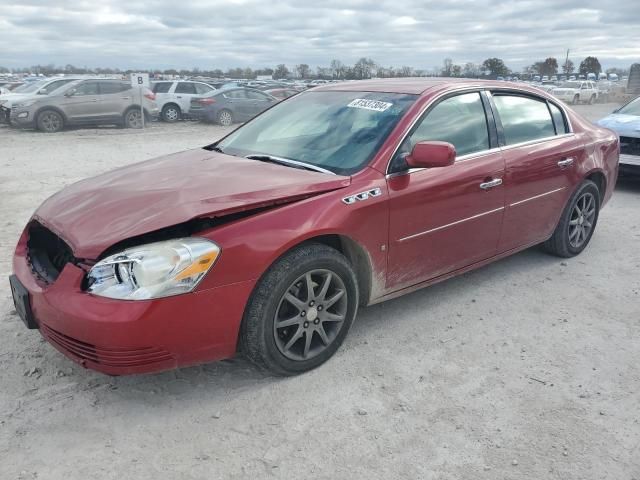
[[217, 91, 416, 175]]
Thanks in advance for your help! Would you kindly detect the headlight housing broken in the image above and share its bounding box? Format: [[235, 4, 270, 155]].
[[87, 238, 220, 300]]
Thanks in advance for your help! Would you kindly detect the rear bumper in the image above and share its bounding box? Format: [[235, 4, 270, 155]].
[[12, 230, 255, 375]]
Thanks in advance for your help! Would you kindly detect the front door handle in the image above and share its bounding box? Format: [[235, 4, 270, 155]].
[[557, 157, 575, 168], [480, 178, 503, 190]]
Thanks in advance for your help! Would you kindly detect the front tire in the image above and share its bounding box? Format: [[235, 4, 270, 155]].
[[572, 94, 580, 105], [543, 180, 600, 257], [241, 244, 359, 376], [588, 94, 596, 105], [36, 110, 64, 133]]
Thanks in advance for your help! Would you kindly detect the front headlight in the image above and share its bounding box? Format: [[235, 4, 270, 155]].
[[87, 238, 220, 300], [15, 99, 38, 108]]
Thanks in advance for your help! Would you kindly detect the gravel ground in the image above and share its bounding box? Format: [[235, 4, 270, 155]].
[[1, 104, 639, 480]]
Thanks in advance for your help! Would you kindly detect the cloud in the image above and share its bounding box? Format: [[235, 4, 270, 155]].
[[0, 0, 638, 70]]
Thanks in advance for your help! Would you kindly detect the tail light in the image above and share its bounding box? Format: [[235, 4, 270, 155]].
[[198, 98, 216, 105], [144, 91, 156, 101]]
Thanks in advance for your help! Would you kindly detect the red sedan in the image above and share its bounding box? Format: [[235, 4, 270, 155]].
[[10, 79, 618, 376]]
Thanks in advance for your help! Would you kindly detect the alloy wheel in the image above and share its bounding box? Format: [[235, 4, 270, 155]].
[[127, 110, 143, 128], [41, 112, 61, 132], [219, 111, 232, 126], [568, 192, 596, 248], [164, 107, 179, 121], [273, 269, 348, 361]]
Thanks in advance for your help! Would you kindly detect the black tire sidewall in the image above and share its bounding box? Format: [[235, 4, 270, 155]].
[[242, 244, 358, 375], [124, 108, 141, 128], [556, 181, 600, 256]]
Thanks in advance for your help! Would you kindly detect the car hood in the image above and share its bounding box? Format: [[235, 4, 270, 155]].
[[0, 93, 33, 105], [596, 114, 640, 136], [34, 149, 351, 259]]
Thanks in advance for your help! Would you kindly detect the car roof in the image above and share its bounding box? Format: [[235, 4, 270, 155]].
[[313, 77, 552, 95]]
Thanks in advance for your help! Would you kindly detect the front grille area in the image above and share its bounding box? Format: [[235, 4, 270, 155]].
[[620, 136, 640, 156], [26, 222, 75, 284], [41, 324, 174, 368]]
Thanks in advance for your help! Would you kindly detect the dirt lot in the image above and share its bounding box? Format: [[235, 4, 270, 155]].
[[1, 104, 639, 480]]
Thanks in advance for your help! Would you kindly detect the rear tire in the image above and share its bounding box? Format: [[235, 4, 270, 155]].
[[161, 104, 181, 122], [241, 243, 359, 376], [543, 180, 600, 257], [36, 110, 64, 133], [588, 94, 596, 105], [217, 109, 233, 126], [124, 108, 143, 129]]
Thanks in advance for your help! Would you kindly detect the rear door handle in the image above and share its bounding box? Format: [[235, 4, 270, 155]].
[[557, 157, 574, 168], [480, 178, 503, 190]]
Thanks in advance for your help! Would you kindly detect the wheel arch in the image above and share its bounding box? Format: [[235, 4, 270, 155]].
[[585, 169, 606, 202], [34, 106, 68, 124], [162, 102, 181, 112]]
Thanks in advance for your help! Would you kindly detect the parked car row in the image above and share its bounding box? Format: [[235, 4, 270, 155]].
[[0, 78, 158, 132]]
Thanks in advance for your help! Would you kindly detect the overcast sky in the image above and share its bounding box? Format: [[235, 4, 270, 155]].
[[0, 0, 638, 71]]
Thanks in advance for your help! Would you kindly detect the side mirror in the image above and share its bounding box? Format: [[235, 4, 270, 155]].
[[406, 141, 456, 169], [64, 89, 76, 97]]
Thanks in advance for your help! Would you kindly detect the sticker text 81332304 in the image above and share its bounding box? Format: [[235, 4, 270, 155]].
[[347, 99, 393, 112]]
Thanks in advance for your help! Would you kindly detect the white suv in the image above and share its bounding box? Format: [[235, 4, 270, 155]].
[[551, 81, 599, 105], [152, 80, 216, 122]]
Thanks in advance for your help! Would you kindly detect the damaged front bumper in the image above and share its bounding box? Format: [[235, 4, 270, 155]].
[[11, 226, 255, 375]]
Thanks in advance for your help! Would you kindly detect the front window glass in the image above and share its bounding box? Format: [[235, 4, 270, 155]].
[[153, 82, 172, 93], [393, 92, 489, 169], [618, 97, 640, 116], [73, 82, 99, 96], [175, 82, 197, 94], [217, 91, 416, 175], [493, 95, 555, 144]]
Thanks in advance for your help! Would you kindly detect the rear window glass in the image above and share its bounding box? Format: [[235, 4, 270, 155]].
[[175, 82, 197, 94], [153, 82, 172, 93], [493, 95, 556, 144], [99, 82, 128, 94], [549, 102, 569, 134]]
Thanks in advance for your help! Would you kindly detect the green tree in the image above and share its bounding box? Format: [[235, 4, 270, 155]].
[[579, 56, 602, 76], [481, 58, 510, 77]]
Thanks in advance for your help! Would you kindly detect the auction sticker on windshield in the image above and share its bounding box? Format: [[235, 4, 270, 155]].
[[347, 99, 393, 112]]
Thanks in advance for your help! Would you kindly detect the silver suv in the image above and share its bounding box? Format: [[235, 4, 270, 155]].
[[10, 79, 159, 132]]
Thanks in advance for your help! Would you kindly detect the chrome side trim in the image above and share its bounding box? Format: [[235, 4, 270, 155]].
[[385, 147, 503, 179], [509, 187, 566, 207], [342, 187, 382, 205], [498, 133, 575, 152], [397, 207, 504, 242]]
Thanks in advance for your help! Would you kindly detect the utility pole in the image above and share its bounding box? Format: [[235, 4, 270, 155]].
[[564, 49, 570, 73]]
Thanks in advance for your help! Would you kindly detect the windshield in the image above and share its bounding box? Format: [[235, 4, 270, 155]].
[[618, 97, 640, 116], [216, 90, 417, 175], [12, 81, 46, 93], [560, 82, 581, 88]]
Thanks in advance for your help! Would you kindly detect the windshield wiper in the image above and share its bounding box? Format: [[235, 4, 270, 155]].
[[245, 154, 336, 175]]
